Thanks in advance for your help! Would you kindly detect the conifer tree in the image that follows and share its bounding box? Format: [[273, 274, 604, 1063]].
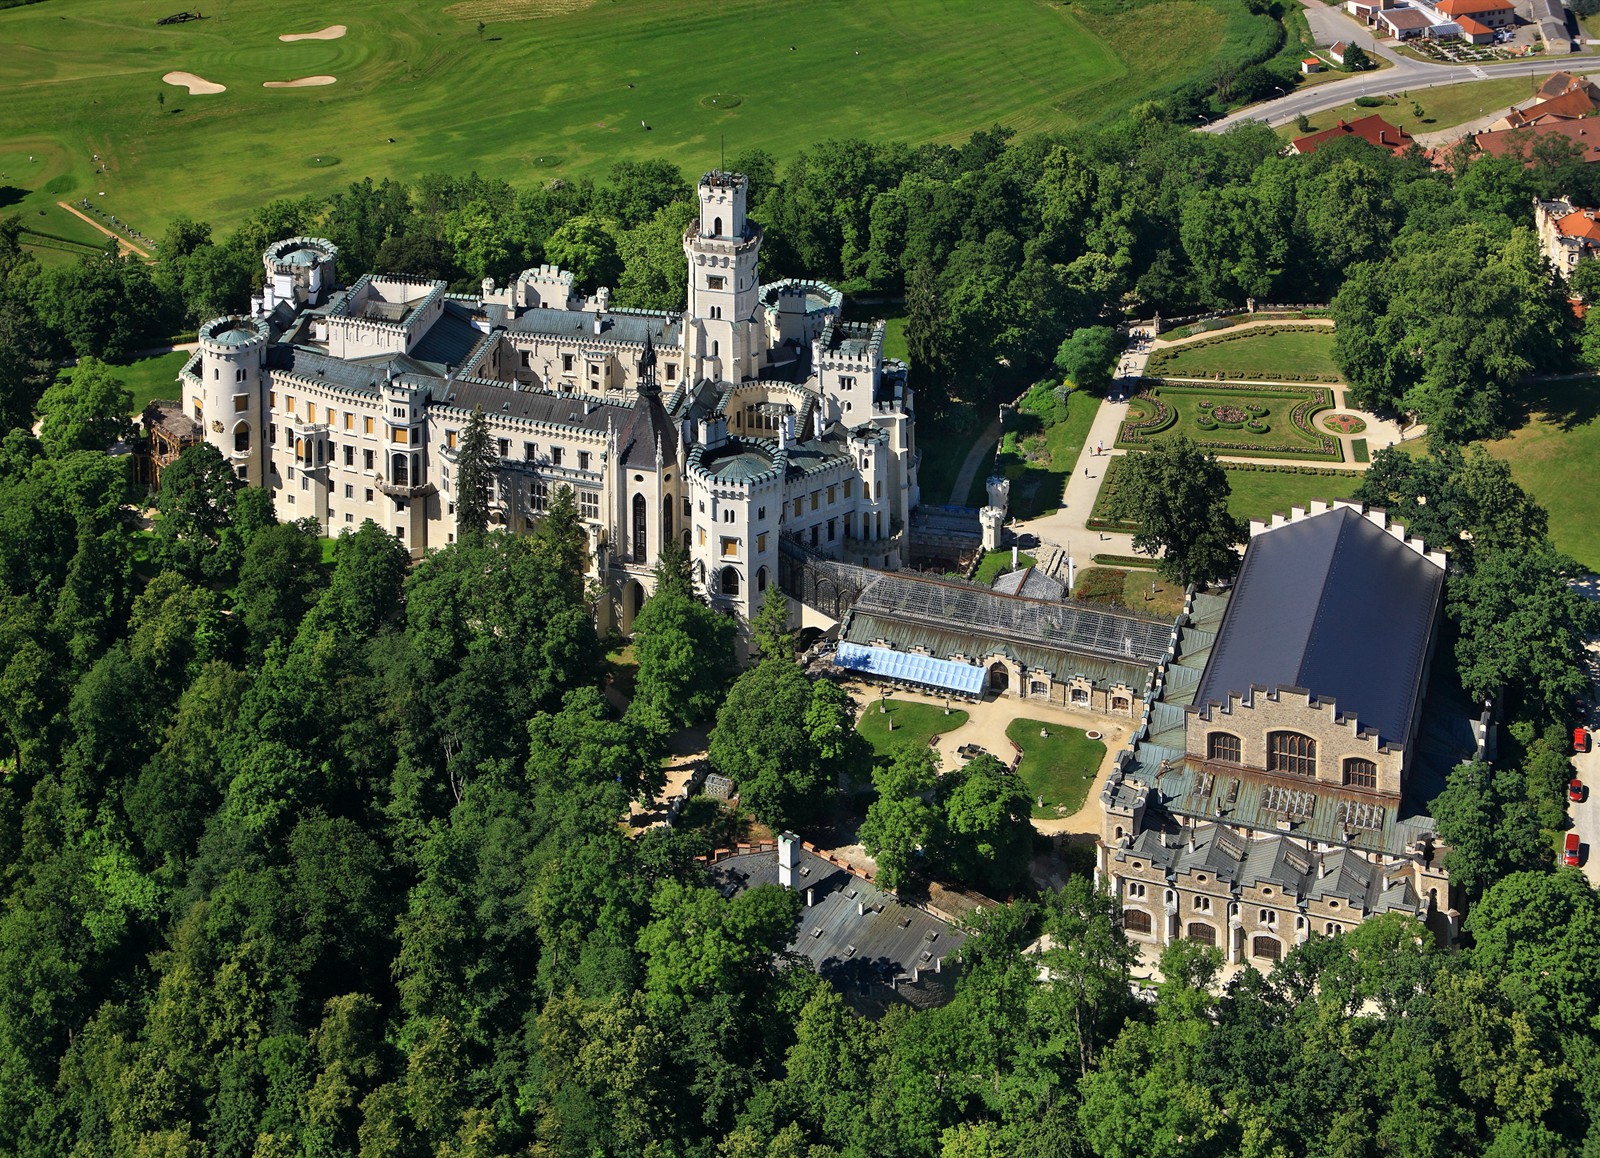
[[454, 406, 493, 540]]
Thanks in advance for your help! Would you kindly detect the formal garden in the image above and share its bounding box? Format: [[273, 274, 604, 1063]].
[[985, 381, 1100, 514], [1117, 380, 1343, 461], [1088, 456, 1363, 533], [857, 696, 970, 760], [1004, 718, 1107, 820], [1145, 325, 1341, 382]]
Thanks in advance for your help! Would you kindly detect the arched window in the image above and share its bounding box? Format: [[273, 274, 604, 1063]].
[[391, 453, 409, 487], [663, 504, 674, 542], [632, 493, 648, 563], [1071, 688, 1089, 705], [295, 437, 304, 460], [683, 529, 691, 551], [1207, 732, 1241, 763], [756, 566, 768, 593], [1124, 910, 1152, 934], [236, 367, 246, 382], [1186, 923, 1216, 946], [720, 566, 739, 596], [233, 422, 250, 454], [1267, 732, 1316, 777], [711, 340, 719, 358], [1252, 936, 1282, 962], [712, 215, 722, 237], [1344, 758, 1378, 789]]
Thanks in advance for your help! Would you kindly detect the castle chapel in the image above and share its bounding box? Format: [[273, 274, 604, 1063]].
[[182, 171, 919, 628]]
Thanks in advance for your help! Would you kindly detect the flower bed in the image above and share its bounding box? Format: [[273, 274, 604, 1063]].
[[1322, 413, 1367, 435], [1117, 381, 1340, 462]]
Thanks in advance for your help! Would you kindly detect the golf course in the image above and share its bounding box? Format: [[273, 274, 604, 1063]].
[[0, 0, 1254, 244]]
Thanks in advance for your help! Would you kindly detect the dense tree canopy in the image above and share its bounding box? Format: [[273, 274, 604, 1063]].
[[1110, 435, 1246, 588]]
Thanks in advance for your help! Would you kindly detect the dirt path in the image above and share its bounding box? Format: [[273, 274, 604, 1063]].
[[948, 415, 1002, 506], [56, 201, 152, 259]]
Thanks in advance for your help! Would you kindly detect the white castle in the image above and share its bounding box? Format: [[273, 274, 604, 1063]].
[[182, 171, 920, 630]]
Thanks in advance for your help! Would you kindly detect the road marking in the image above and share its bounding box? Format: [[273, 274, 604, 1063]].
[[1469, 65, 1489, 79]]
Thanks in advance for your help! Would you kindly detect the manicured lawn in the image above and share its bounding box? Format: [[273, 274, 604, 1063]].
[[1118, 382, 1342, 461], [54, 350, 190, 416], [1222, 466, 1363, 524], [974, 549, 1036, 586], [1148, 327, 1340, 382], [1005, 718, 1106, 820], [1071, 564, 1184, 618], [1091, 456, 1363, 530], [1286, 75, 1546, 137], [1485, 378, 1600, 571], [0, 0, 1254, 241], [996, 383, 1100, 518], [857, 697, 969, 760]]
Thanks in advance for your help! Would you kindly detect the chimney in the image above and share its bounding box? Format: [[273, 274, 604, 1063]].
[[806, 886, 814, 907], [592, 310, 604, 336], [778, 831, 798, 889]]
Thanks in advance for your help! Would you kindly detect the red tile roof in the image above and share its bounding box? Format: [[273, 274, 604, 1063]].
[[1292, 114, 1417, 156], [1474, 120, 1600, 164], [1555, 209, 1600, 242], [1457, 15, 1494, 34], [1436, 0, 1512, 15], [1377, 8, 1434, 29]]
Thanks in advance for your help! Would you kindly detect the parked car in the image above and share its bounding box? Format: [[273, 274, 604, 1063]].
[[1572, 779, 1587, 804], [1566, 832, 1582, 866], [1576, 725, 1591, 754]]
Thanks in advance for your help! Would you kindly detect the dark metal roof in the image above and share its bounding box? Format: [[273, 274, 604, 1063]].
[[436, 378, 622, 433], [509, 307, 681, 348], [708, 847, 964, 1015], [1195, 507, 1444, 746]]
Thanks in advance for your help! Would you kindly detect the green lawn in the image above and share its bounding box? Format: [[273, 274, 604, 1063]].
[[54, 349, 190, 416], [1005, 717, 1106, 820], [995, 383, 1100, 518], [0, 0, 1251, 241], [857, 697, 969, 760], [1118, 382, 1342, 461], [1091, 456, 1363, 530], [1485, 378, 1600, 571], [1287, 74, 1547, 137], [1147, 327, 1340, 382], [974, 549, 1036, 586]]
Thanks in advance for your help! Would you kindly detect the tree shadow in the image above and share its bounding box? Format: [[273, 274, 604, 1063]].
[[0, 186, 26, 210], [1517, 377, 1600, 433]]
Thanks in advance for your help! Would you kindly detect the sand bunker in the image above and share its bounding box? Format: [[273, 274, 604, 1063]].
[[279, 24, 347, 41], [163, 71, 226, 95], [263, 75, 338, 88]]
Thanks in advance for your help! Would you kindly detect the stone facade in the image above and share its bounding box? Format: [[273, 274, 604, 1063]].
[[184, 172, 920, 628]]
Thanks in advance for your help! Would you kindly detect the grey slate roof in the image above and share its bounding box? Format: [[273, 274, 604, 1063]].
[[707, 847, 965, 1015], [509, 307, 681, 349], [1194, 507, 1444, 746], [435, 378, 623, 433]]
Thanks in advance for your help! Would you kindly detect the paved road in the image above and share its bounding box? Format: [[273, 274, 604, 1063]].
[[1568, 578, 1600, 885], [1206, 9, 1596, 134]]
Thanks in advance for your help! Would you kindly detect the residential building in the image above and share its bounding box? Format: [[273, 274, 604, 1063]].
[[1433, 0, 1516, 27], [182, 170, 921, 630], [1474, 119, 1600, 166], [1097, 502, 1476, 968], [1291, 114, 1416, 155]]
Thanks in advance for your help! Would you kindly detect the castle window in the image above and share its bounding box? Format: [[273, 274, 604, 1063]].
[[269, 392, 277, 407], [307, 403, 316, 424], [365, 488, 374, 503], [666, 363, 677, 381], [827, 519, 836, 542], [286, 396, 296, 413], [1207, 732, 1242, 764], [1193, 896, 1212, 913], [233, 422, 250, 454], [235, 367, 245, 383], [213, 368, 220, 380], [683, 495, 692, 517], [723, 508, 735, 524], [234, 395, 249, 413], [707, 275, 725, 290], [1344, 759, 1378, 789], [364, 450, 374, 471], [345, 485, 353, 499], [446, 430, 457, 450], [194, 400, 203, 420], [1268, 732, 1316, 777], [344, 445, 353, 466], [709, 306, 722, 320], [721, 537, 738, 558], [698, 527, 707, 546], [757, 566, 768, 592], [498, 439, 510, 458], [562, 354, 574, 373], [757, 507, 766, 520], [1124, 910, 1152, 934], [720, 566, 739, 596], [525, 442, 536, 461], [392, 428, 409, 445], [794, 498, 803, 518], [530, 479, 548, 512], [365, 417, 375, 434], [711, 341, 719, 358], [1071, 688, 1089, 705], [844, 479, 853, 498], [1252, 936, 1282, 962], [344, 413, 353, 431], [757, 532, 768, 553], [827, 485, 836, 504], [552, 448, 563, 467], [579, 491, 599, 520], [1186, 923, 1216, 946], [633, 494, 648, 563], [811, 491, 820, 511]]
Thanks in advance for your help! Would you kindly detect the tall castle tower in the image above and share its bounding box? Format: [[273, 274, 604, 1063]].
[[683, 171, 763, 383], [196, 315, 271, 486]]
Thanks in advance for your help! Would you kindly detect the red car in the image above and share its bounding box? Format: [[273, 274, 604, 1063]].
[[1572, 779, 1587, 804], [1576, 726, 1591, 754], [1565, 833, 1582, 867]]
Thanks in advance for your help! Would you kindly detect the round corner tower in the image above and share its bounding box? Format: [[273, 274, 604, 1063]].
[[197, 314, 272, 486]]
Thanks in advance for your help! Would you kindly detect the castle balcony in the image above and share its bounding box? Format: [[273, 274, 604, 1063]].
[[377, 480, 437, 499], [684, 223, 763, 255]]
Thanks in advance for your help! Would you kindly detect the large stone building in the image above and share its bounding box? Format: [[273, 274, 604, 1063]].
[[1097, 502, 1478, 967], [182, 171, 919, 628]]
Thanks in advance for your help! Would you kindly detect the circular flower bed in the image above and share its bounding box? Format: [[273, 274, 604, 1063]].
[[1323, 413, 1367, 434], [1213, 404, 1247, 423]]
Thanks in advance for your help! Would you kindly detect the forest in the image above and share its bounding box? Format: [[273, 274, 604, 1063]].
[[2, 106, 1600, 1157]]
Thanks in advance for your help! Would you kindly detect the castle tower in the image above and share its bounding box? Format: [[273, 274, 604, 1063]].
[[683, 171, 763, 383], [196, 315, 271, 487], [260, 237, 338, 313]]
